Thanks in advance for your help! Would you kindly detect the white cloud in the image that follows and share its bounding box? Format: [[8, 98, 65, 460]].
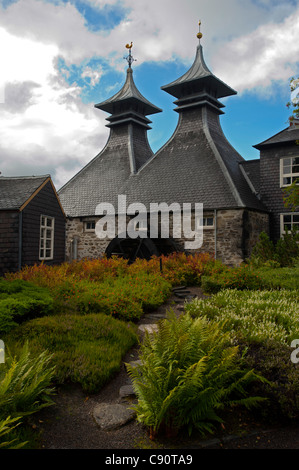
[[1, 0, 299, 189], [213, 6, 299, 93], [0, 25, 108, 189], [81, 66, 103, 87]]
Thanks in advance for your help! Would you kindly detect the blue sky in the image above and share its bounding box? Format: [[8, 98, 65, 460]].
[[0, 0, 298, 189]]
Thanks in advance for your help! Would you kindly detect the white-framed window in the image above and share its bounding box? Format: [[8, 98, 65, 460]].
[[196, 216, 214, 229], [40, 215, 54, 260], [280, 157, 299, 187], [280, 213, 299, 236], [84, 220, 96, 232]]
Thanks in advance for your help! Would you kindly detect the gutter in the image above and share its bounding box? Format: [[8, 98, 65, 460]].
[[214, 209, 217, 260], [18, 211, 23, 271]]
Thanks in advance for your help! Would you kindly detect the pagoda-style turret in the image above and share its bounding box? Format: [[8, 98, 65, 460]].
[[122, 23, 265, 215], [94, 43, 162, 174], [161, 22, 236, 115], [58, 44, 162, 217]]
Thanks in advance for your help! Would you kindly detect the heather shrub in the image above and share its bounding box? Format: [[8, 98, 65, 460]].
[[185, 289, 299, 345], [52, 272, 171, 321], [0, 280, 54, 334], [242, 340, 299, 420], [201, 265, 264, 294], [7, 314, 138, 393]]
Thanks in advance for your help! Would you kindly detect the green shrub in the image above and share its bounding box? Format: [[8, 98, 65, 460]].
[[250, 231, 299, 268], [53, 273, 172, 321], [275, 229, 299, 267], [242, 340, 299, 420], [127, 312, 266, 439], [7, 314, 138, 394], [251, 231, 276, 264], [185, 289, 299, 345], [0, 280, 54, 334], [201, 265, 264, 294], [256, 265, 299, 290]]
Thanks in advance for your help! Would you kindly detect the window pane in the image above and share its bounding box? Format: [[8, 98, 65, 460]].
[[283, 177, 291, 185], [46, 229, 52, 238], [293, 215, 299, 223], [293, 165, 299, 173], [206, 218, 213, 226], [292, 157, 299, 165], [46, 249, 51, 258], [284, 224, 292, 231], [40, 249, 44, 258], [283, 158, 291, 167], [46, 239, 51, 248], [46, 218, 53, 227], [283, 166, 291, 175], [284, 215, 292, 223]]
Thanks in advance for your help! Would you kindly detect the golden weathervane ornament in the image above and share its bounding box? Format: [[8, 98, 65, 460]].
[[124, 42, 136, 68], [197, 20, 203, 42]]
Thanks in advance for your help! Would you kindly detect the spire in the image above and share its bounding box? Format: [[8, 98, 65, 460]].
[[197, 20, 203, 44], [95, 43, 162, 127], [161, 21, 236, 113]]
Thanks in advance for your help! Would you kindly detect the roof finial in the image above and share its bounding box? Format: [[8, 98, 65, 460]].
[[197, 20, 203, 43], [124, 42, 136, 68]]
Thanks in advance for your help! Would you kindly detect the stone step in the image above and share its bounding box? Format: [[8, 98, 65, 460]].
[[119, 384, 136, 399], [93, 403, 136, 431], [138, 324, 159, 335]]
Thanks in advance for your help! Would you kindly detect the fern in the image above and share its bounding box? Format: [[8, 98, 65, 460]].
[[126, 311, 267, 438], [0, 342, 56, 418]]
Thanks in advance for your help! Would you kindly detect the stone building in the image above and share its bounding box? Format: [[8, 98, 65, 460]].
[[58, 31, 280, 266]]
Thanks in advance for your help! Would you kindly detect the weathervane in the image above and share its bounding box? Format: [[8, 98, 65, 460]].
[[197, 20, 203, 43], [124, 42, 136, 68]]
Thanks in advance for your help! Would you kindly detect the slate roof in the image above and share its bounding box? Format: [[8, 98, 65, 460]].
[[95, 67, 162, 117], [254, 124, 299, 149], [0, 175, 50, 210], [239, 160, 261, 195], [59, 41, 267, 218], [161, 44, 237, 100]]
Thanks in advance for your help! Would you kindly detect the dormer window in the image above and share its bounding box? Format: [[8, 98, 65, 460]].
[[280, 157, 299, 187]]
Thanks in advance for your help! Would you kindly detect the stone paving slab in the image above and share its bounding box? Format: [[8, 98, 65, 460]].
[[93, 403, 136, 431]]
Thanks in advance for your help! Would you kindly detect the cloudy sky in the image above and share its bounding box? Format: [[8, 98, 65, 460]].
[[0, 0, 299, 190]]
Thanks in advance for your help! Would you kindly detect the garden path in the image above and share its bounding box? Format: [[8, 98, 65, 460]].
[[31, 287, 299, 450]]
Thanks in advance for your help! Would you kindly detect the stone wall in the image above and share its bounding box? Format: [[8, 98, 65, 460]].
[[65, 208, 269, 266]]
